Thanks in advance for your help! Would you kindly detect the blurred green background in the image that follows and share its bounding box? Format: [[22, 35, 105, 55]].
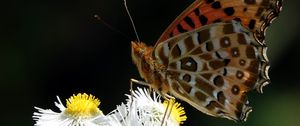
[[1, 0, 300, 125]]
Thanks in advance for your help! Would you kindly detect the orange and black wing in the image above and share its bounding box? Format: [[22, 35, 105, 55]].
[[156, 0, 282, 44]]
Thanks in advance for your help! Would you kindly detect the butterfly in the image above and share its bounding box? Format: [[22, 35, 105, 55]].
[[131, 0, 282, 121]]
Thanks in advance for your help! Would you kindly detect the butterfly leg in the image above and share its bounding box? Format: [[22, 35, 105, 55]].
[[129, 78, 153, 106], [130, 78, 152, 94], [161, 95, 176, 126], [130, 78, 150, 88], [130, 78, 176, 125]]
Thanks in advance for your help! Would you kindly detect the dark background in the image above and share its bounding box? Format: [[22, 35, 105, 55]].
[[1, 0, 300, 125]]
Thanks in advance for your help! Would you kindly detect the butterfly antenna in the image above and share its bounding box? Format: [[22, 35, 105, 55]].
[[124, 0, 141, 42], [94, 14, 131, 40]]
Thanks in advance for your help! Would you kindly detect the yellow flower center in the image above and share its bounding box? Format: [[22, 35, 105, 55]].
[[64, 93, 102, 118], [163, 99, 187, 124]]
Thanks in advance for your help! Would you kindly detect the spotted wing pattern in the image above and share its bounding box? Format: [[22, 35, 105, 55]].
[[153, 20, 268, 121], [156, 0, 282, 43]]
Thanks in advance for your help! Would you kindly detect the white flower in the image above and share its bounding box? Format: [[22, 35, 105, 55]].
[[108, 88, 187, 126], [33, 93, 116, 126]]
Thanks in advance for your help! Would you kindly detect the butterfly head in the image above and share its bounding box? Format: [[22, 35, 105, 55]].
[[131, 41, 154, 79], [131, 41, 146, 57]]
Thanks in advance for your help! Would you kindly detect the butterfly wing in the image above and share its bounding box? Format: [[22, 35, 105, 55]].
[[156, 0, 282, 44], [153, 20, 268, 121]]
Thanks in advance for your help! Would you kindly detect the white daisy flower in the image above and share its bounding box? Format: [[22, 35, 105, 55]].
[[33, 93, 115, 126], [108, 88, 187, 126]]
